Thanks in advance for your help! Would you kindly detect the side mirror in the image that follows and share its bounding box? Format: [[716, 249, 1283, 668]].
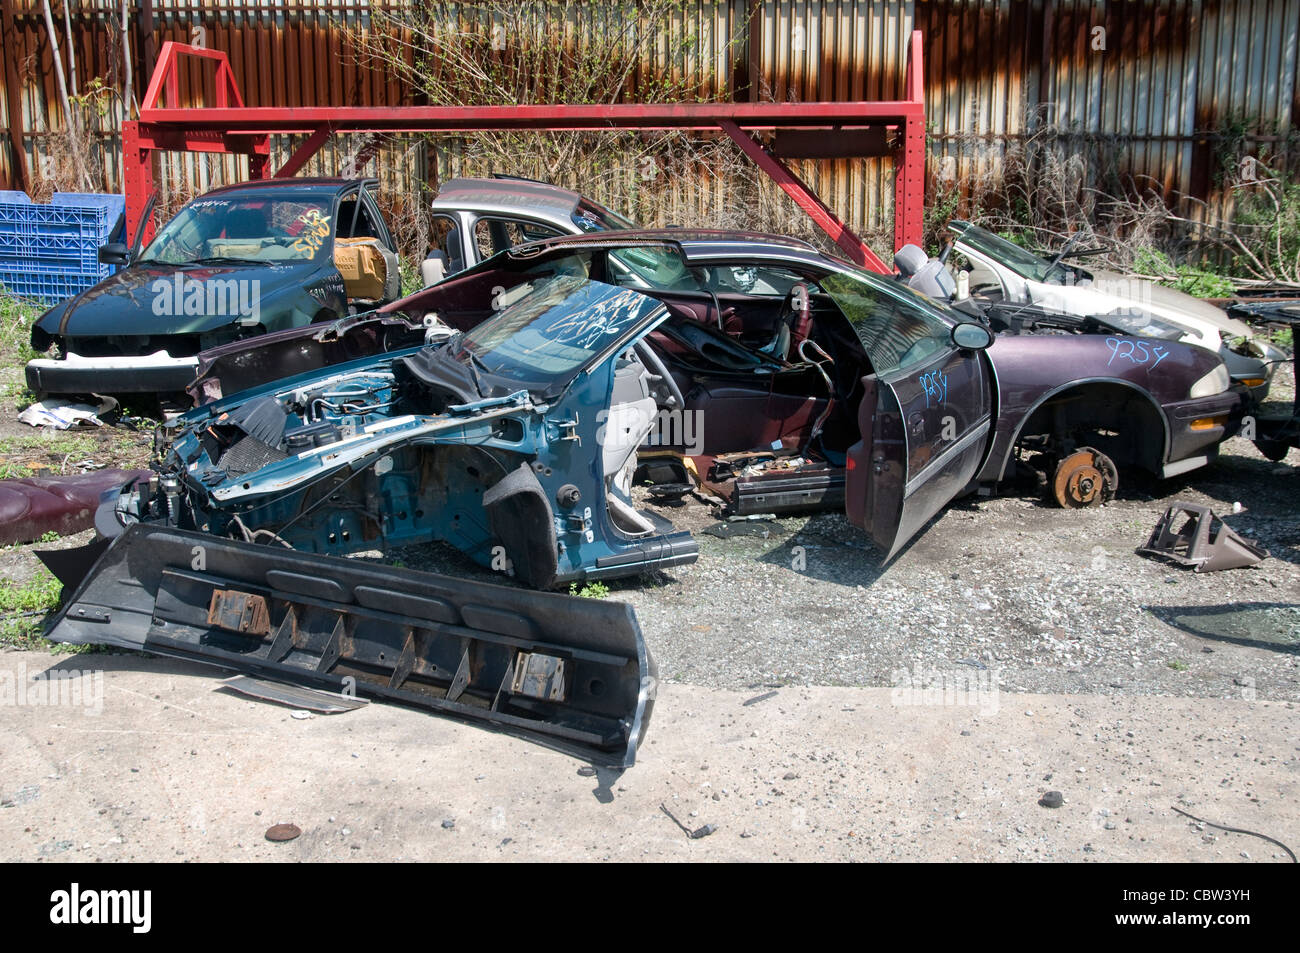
[[951, 322, 993, 350], [98, 242, 131, 266]]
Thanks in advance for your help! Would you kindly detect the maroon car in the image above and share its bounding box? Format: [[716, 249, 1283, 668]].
[[186, 231, 1243, 559]]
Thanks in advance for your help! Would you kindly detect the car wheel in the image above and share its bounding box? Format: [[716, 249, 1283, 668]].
[[1050, 447, 1118, 508]]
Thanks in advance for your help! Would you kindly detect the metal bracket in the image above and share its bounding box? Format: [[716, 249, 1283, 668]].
[[1138, 502, 1269, 572]]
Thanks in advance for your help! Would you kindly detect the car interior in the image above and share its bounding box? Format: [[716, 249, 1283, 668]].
[[333, 192, 400, 304]]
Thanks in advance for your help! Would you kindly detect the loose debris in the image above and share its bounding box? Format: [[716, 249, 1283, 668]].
[[1172, 806, 1296, 862], [660, 802, 717, 839], [17, 397, 114, 429], [264, 823, 301, 842], [1138, 502, 1269, 572], [221, 674, 368, 714]]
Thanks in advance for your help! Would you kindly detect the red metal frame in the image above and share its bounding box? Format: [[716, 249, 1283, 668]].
[[124, 34, 926, 273]]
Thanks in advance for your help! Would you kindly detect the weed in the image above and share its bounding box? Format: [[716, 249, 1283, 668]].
[[0, 568, 63, 650], [568, 581, 610, 599]]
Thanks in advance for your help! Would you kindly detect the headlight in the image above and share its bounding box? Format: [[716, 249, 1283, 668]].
[[1189, 364, 1230, 398]]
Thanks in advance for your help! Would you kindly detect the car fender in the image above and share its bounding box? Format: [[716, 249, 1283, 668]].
[[982, 375, 1171, 482]]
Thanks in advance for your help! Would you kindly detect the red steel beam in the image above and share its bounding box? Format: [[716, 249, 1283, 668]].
[[274, 126, 333, 178], [720, 121, 889, 273], [139, 101, 922, 134], [123, 37, 927, 266], [895, 29, 926, 253]]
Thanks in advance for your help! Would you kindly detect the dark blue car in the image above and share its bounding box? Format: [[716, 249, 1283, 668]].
[[27, 178, 399, 397]]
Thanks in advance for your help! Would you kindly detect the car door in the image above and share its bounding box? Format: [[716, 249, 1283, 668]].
[[832, 274, 993, 558], [471, 215, 566, 261], [954, 241, 1026, 304]]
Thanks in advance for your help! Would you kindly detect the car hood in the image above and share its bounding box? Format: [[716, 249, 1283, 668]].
[[1085, 268, 1254, 339], [34, 260, 320, 338]]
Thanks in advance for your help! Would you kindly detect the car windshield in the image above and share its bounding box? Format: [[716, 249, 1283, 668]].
[[140, 193, 335, 265], [571, 198, 637, 234], [952, 223, 1056, 282], [455, 273, 664, 388]]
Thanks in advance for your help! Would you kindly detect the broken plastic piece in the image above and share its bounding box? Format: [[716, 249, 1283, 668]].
[[1138, 501, 1269, 572]]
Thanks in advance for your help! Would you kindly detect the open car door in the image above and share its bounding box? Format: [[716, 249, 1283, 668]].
[[842, 309, 995, 559]]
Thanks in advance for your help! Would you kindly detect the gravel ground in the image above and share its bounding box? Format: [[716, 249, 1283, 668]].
[[2, 654, 1295, 862], [3, 358, 1296, 706], [382, 366, 1300, 704]]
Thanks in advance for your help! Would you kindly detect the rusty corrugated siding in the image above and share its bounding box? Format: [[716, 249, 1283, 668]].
[[1, 1, 1297, 239]]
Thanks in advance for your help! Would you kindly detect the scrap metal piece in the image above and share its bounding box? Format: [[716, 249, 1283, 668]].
[[511, 652, 567, 701], [220, 674, 368, 713], [264, 823, 301, 842], [1138, 501, 1269, 572], [36, 536, 112, 589], [2, 469, 150, 547], [1051, 447, 1117, 508], [43, 524, 656, 767], [208, 589, 271, 636]]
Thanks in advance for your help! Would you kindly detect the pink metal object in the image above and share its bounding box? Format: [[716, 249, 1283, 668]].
[[126, 37, 927, 273]]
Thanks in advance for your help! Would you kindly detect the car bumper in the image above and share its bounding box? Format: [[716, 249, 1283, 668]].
[[26, 352, 201, 395], [1221, 342, 1279, 403], [1162, 388, 1245, 476]]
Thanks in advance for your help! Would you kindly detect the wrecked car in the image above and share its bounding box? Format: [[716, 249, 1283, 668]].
[[105, 270, 699, 588], [44, 271, 672, 766], [421, 175, 636, 284], [27, 177, 401, 397], [139, 233, 1242, 573], [929, 221, 1283, 401]]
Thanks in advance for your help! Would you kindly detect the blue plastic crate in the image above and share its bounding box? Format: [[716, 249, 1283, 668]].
[[0, 269, 102, 305], [0, 192, 125, 284]]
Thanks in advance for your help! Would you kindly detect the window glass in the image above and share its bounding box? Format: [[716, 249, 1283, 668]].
[[953, 224, 1054, 282], [457, 274, 662, 384], [696, 264, 813, 297], [820, 270, 954, 373], [430, 214, 463, 273], [336, 196, 382, 240], [139, 193, 333, 264], [473, 217, 564, 258], [571, 198, 637, 233]]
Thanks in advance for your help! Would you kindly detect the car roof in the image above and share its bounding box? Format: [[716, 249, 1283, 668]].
[[507, 228, 827, 263], [201, 177, 375, 197], [432, 177, 586, 219]]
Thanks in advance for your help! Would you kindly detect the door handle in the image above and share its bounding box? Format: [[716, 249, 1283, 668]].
[[907, 412, 924, 434]]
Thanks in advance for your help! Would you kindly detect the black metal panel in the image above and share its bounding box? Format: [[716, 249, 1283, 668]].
[[44, 524, 655, 767]]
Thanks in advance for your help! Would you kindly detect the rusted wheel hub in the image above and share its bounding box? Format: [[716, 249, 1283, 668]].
[[1051, 447, 1118, 508]]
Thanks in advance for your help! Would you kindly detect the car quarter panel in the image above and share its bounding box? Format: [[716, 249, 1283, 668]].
[[976, 334, 1236, 483]]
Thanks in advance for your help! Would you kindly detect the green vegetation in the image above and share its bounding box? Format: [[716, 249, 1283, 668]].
[[1166, 659, 1189, 672], [569, 581, 610, 599], [0, 290, 43, 371], [1133, 248, 1237, 299], [0, 568, 63, 650], [0, 432, 97, 458]]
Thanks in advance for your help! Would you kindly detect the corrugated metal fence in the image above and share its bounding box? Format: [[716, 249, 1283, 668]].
[[2, 1, 1297, 244]]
